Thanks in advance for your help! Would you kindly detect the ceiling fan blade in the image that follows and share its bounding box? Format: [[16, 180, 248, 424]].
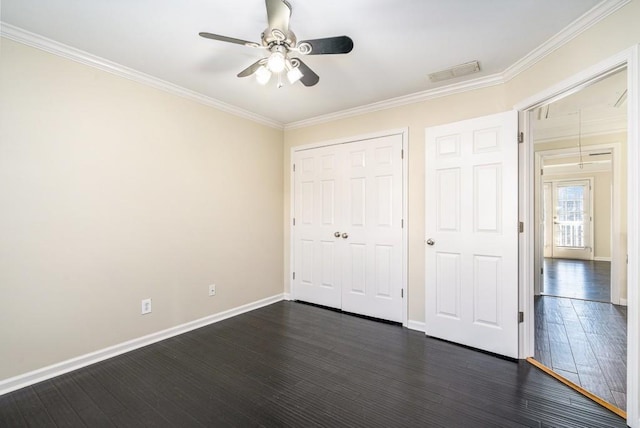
[[199, 32, 260, 47], [293, 58, 319, 87], [265, 0, 291, 33], [237, 59, 266, 78], [299, 36, 354, 55]]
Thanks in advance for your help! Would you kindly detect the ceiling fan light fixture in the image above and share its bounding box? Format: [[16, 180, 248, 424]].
[[267, 50, 287, 73], [255, 66, 272, 85], [287, 66, 303, 84]]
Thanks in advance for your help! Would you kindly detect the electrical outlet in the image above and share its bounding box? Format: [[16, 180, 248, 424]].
[[208, 284, 216, 296], [141, 298, 152, 315]]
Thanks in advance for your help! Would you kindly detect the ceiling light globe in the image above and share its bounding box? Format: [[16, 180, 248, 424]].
[[287, 66, 304, 84], [255, 66, 272, 85], [267, 52, 286, 73]]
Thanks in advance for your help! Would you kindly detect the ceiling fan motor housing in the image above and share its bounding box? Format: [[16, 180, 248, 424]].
[[262, 27, 297, 48]]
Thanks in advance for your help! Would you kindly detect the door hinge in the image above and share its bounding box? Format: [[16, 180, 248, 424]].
[[401, 149, 404, 159], [293, 272, 295, 280], [293, 217, 296, 226], [401, 289, 404, 298], [401, 219, 404, 228], [519, 222, 524, 233], [518, 132, 524, 143], [541, 267, 544, 274], [293, 163, 296, 172], [540, 169, 544, 176], [518, 311, 524, 323]]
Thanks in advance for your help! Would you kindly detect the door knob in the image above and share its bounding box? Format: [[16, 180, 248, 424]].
[[341, 232, 349, 239], [426, 239, 435, 246], [334, 231, 341, 238]]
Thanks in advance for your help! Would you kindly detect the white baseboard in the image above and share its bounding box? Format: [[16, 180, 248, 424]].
[[0, 293, 285, 396], [594, 256, 612, 262], [620, 298, 628, 306], [407, 320, 426, 333], [283, 292, 293, 301]]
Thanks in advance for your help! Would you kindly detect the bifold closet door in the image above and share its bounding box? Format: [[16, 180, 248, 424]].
[[340, 135, 403, 322], [293, 144, 343, 309], [292, 134, 404, 322]]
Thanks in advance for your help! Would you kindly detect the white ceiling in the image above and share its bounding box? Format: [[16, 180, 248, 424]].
[[2, 0, 605, 125], [533, 68, 628, 142]]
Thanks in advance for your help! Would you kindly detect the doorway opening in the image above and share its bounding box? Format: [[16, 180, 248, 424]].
[[528, 67, 628, 414]]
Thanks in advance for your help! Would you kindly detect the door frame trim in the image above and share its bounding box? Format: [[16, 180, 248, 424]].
[[515, 45, 639, 425], [289, 128, 409, 327]]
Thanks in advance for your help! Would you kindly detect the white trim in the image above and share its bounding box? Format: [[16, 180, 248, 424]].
[[0, 23, 283, 130], [594, 256, 612, 262], [502, 0, 631, 82], [283, 292, 293, 301], [517, 45, 639, 428], [289, 128, 409, 327], [284, 0, 629, 130], [407, 320, 426, 333], [626, 43, 640, 428], [620, 298, 628, 306], [284, 74, 504, 130], [401, 130, 410, 328], [0, 293, 285, 397], [291, 128, 410, 152]]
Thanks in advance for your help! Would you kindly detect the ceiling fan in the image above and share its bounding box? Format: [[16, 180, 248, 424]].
[[199, 0, 353, 88]]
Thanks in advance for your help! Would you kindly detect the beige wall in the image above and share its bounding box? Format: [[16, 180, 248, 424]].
[[0, 39, 284, 380], [283, 0, 640, 323]]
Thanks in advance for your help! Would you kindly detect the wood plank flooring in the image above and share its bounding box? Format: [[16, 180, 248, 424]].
[[1, 301, 627, 427], [535, 295, 627, 411], [542, 258, 611, 302]]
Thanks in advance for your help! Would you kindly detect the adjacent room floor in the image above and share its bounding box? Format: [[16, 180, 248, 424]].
[[536, 258, 627, 411], [0, 301, 626, 427], [534, 296, 627, 410], [542, 258, 611, 302]]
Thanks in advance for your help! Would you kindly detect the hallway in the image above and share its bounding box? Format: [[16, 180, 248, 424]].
[[542, 258, 611, 302]]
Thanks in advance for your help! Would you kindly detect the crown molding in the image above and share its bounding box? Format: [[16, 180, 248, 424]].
[[503, 0, 631, 82], [285, 0, 630, 130], [284, 73, 505, 130], [0, 23, 283, 130], [2, 0, 629, 131]]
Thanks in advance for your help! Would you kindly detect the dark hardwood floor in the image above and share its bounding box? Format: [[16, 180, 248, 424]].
[[542, 258, 611, 302], [535, 295, 627, 411], [1, 301, 627, 427]]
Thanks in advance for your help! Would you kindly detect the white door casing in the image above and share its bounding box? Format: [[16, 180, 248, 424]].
[[292, 133, 405, 323], [515, 47, 639, 426], [425, 110, 519, 358]]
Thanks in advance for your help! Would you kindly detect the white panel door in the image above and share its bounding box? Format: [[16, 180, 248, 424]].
[[425, 111, 519, 358], [341, 135, 404, 322], [293, 145, 342, 309], [293, 134, 404, 322]]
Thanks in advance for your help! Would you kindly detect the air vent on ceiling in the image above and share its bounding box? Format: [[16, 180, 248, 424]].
[[428, 60, 481, 83]]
